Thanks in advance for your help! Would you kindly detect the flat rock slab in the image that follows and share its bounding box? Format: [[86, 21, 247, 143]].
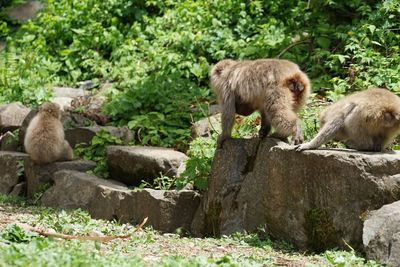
[[107, 146, 188, 186], [192, 138, 400, 251], [53, 87, 87, 98], [0, 151, 29, 194], [41, 170, 201, 232], [65, 126, 134, 148], [24, 159, 96, 198], [0, 103, 30, 134], [363, 201, 400, 266]]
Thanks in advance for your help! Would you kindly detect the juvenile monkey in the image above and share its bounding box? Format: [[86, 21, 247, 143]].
[[296, 88, 400, 152], [210, 58, 311, 148], [24, 102, 73, 164]]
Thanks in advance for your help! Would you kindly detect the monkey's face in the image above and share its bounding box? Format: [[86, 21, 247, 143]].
[[40, 102, 61, 118], [287, 80, 305, 93]]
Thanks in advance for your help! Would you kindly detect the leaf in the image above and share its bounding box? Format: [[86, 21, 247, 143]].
[[72, 29, 85, 35], [367, 24, 376, 34], [316, 37, 331, 49]]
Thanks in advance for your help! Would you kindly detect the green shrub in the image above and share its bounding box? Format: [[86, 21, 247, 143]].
[[74, 130, 124, 178]]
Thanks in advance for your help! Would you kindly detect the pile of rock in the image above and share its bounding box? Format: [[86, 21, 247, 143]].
[[0, 85, 200, 233], [0, 91, 400, 266]]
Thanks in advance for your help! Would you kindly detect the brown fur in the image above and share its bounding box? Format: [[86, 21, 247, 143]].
[[296, 88, 400, 152], [210, 58, 311, 148], [24, 102, 73, 164]]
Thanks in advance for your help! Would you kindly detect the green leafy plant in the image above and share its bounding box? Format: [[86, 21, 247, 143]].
[[139, 173, 174, 190], [1, 224, 41, 243], [0, 48, 53, 105], [176, 136, 216, 190], [74, 130, 123, 178]]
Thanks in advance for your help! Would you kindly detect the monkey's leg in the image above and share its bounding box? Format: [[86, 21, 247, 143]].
[[259, 111, 271, 139], [268, 107, 303, 144], [296, 103, 356, 151], [60, 141, 74, 161], [217, 94, 236, 149]]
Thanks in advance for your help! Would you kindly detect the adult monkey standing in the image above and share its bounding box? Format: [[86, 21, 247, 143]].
[[210, 59, 311, 148]]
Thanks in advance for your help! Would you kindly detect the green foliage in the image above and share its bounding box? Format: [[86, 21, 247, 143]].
[[0, 193, 26, 206], [324, 250, 380, 267], [74, 130, 123, 178], [0, 47, 53, 105], [32, 183, 51, 205], [1, 0, 399, 154], [321, 1, 400, 95], [1, 224, 41, 243], [176, 136, 216, 190], [0, 238, 145, 267], [139, 173, 174, 190]]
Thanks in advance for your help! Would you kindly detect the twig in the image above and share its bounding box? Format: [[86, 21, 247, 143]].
[[194, 96, 220, 135], [0, 217, 149, 242], [2, 221, 131, 242], [276, 39, 310, 58], [134, 217, 148, 232]]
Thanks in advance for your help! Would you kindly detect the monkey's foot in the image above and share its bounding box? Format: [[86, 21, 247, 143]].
[[295, 143, 312, 152]]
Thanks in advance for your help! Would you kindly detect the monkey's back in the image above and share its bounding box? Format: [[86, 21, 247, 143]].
[[227, 59, 308, 104], [321, 88, 400, 133], [24, 114, 66, 164]]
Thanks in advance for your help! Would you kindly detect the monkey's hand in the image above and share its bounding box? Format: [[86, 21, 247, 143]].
[[293, 134, 304, 145], [295, 143, 312, 152], [292, 119, 304, 145]]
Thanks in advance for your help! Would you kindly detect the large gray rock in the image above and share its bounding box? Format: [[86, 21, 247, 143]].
[[363, 201, 400, 266], [65, 126, 133, 148], [0, 103, 30, 133], [41, 170, 201, 232], [119, 188, 201, 232], [107, 146, 188, 186], [41, 170, 130, 218], [192, 138, 400, 251], [0, 151, 28, 194], [6, 0, 43, 21], [24, 159, 96, 198], [191, 114, 221, 139]]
